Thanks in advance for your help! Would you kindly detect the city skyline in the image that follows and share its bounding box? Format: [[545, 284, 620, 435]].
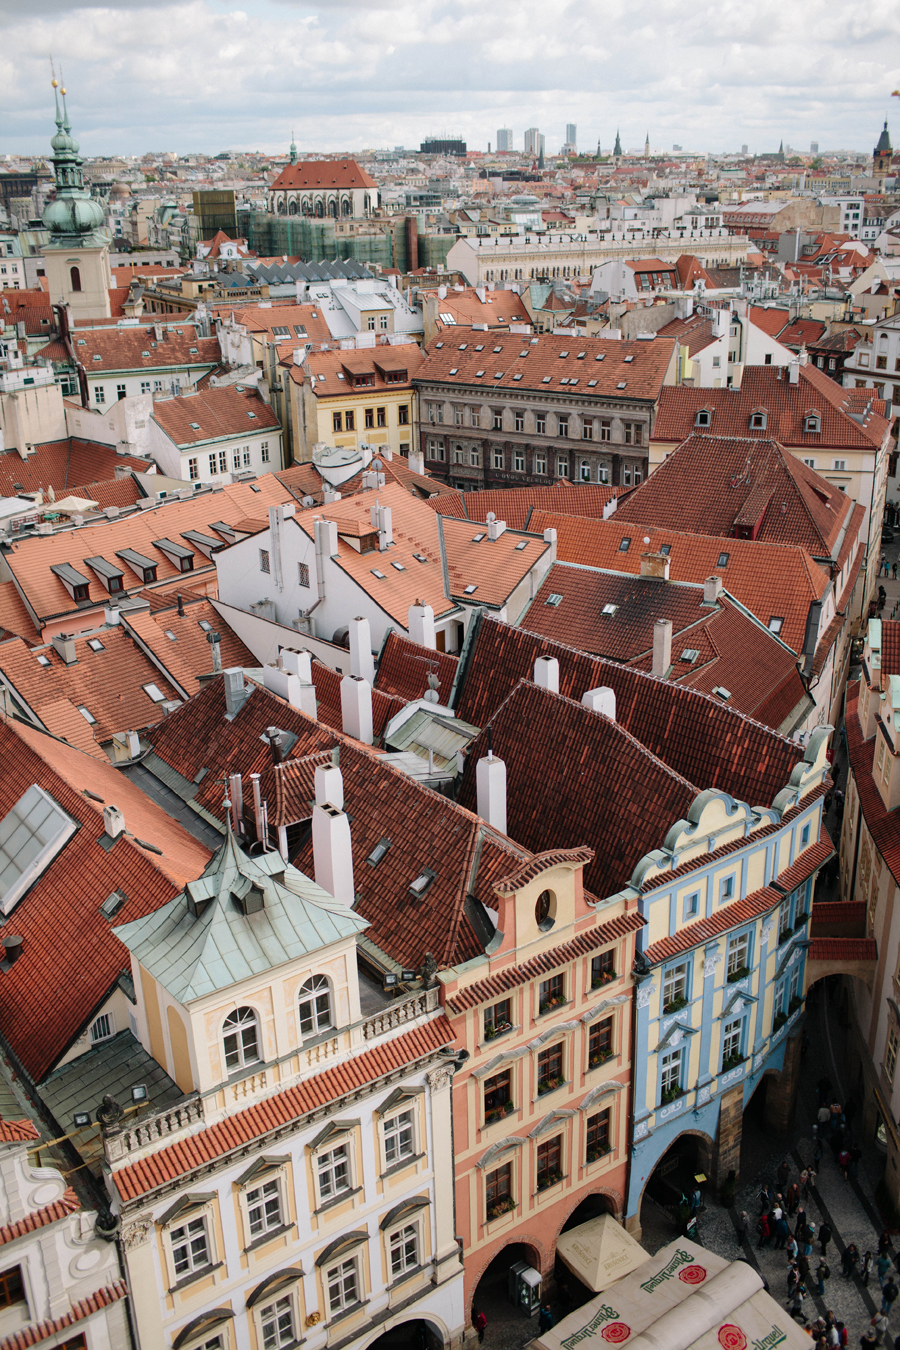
[[0, 0, 898, 157]]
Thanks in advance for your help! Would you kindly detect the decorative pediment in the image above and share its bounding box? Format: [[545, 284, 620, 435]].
[[236, 1155, 288, 1188], [657, 1020, 699, 1051], [529, 1021, 579, 1050], [776, 939, 811, 979], [472, 1046, 528, 1080], [529, 1109, 576, 1140], [579, 1081, 626, 1113], [173, 1310, 235, 1350], [375, 1087, 424, 1116], [246, 1266, 304, 1308], [379, 1194, 431, 1231], [721, 988, 758, 1018], [315, 1230, 369, 1267], [476, 1135, 527, 1170], [158, 1193, 215, 1229], [308, 1119, 360, 1151], [582, 994, 629, 1025]]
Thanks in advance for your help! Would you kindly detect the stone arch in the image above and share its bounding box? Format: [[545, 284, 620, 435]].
[[556, 1184, 624, 1234], [277, 197, 286, 216], [634, 1126, 715, 1229], [70, 265, 82, 292], [301, 197, 311, 216], [341, 197, 351, 217], [358, 1315, 449, 1350], [327, 195, 338, 218], [468, 1234, 547, 1293]]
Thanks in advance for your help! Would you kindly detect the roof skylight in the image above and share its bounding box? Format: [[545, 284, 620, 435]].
[[464, 584, 478, 594], [367, 837, 391, 866], [77, 705, 97, 724], [0, 785, 77, 916], [545, 593, 563, 607], [409, 867, 436, 897]]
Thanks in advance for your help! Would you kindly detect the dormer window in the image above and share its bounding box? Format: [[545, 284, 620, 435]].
[[298, 975, 333, 1037], [803, 411, 821, 433], [223, 1006, 261, 1072], [750, 409, 767, 430], [695, 409, 712, 428]]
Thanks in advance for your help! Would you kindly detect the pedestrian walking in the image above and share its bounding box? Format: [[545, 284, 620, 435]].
[[862, 1329, 879, 1350], [893, 561, 897, 581], [839, 1147, 852, 1179], [539, 1304, 555, 1334], [814, 1256, 830, 1296], [807, 1167, 818, 1194], [775, 1216, 790, 1250], [473, 1311, 487, 1344], [758, 1213, 771, 1247], [795, 1205, 808, 1236], [798, 1252, 811, 1281], [881, 1277, 898, 1315], [800, 1168, 810, 1196], [690, 1185, 702, 1215], [863, 1251, 875, 1286], [878, 1230, 892, 1257], [870, 1312, 889, 1345], [786, 1180, 800, 1214], [787, 1261, 800, 1294], [842, 1243, 859, 1278], [875, 1253, 892, 1287], [758, 1184, 772, 1215], [736, 1211, 750, 1245], [777, 1159, 791, 1191], [788, 1236, 799, 1262], [787, 1283, 806, 1321], [820, 1222, 833, 1256]]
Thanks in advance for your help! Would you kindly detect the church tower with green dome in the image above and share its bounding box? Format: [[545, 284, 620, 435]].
[[40, 78, 113, 320]]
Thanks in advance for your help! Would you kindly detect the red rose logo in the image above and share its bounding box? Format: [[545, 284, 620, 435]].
[[679, 1264, 707, 1285], [601, 1324, 631, 1344], [718, 1327, 747, 1350]]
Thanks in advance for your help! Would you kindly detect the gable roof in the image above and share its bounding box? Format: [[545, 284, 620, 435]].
[[151, 386, 280, 448], [454, 615, 803, 807], [42, 324, 220, 376], [423, 287, 531, 329], [269, 159, 377, 192], [374, 631, 459, 703], [293, 343, 424, 398], [229, 303, 332, 346], [425, 482, 619, 531], [616, 432, 854, 557], [0, 441, 151, 497], [121, 597, 255, 697]]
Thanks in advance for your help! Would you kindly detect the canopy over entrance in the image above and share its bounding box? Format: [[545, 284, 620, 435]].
[[555, 1213, 649, 1293]]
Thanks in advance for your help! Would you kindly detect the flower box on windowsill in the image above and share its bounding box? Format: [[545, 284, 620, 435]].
[[726, 965, 750, 984], [484, 1022, 513, 1042], [484, 1101, 514, 1126], [537, 1170, 564, 1193], [537, 1076, 566, 1098], [788, 995, 804, 1014], [793, 913, 809, 931], [538, 996, 567, 1015], [660, 1085, 685, 1106], [721, 1053, 745, 1073], [588, 1051, 614, 1069], [591, 971, 616, 989], [663, 995, 689, 1015], [773, 1010, 788, 1032], [777, 928, 793, 947], [586, 1146, 612, 1164], [486, 1198, 516, 1221]]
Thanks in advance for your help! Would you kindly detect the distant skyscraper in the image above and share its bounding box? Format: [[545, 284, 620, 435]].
[[810, 141, 819, 155], [566, 123, 577, 150], [524, 127, 543, 156], [741, 144, 748, 155], [496, 128, 513, 153]]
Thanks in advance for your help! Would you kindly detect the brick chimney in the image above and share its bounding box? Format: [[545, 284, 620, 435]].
[[640, 551, 670, 580]]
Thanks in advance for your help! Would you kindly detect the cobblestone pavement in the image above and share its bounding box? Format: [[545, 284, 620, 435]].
[[641, 980, 897, 1350]]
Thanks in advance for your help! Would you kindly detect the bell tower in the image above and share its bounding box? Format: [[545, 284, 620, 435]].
[[40, 79, 112, 321], [874, 121, 892, 179]]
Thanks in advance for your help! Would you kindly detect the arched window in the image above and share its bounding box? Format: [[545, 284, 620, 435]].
[[341, 197, 351, 217], [70, 265, 82, 292], [328, 197, 337, 218], [277, 198, 285, 216], [223, 1006, 260, 1071], [299, 975, 333, 1037], [288, 198, 298, 216]]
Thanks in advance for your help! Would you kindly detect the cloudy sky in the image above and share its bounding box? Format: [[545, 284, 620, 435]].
[[1, 0, 899, 159]]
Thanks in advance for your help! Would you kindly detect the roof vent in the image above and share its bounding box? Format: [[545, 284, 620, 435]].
[[680, 649, 700, 664], [712, 685, 732, 700]]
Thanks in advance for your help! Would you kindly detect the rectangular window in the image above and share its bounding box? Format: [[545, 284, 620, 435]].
[[886, 1026, 899, 1085], [833, 459, 846, 471], [484, 998, 512, 1040], [260, 1295, 296, 1349], [558, 415, 569, 437], [534, 452, 547, 474], [171, 1216, 211, 1279], [535, 413, 546, 434], [599, 419, 611, 441], [486, 1161, 513, 1218], [454, 406, 463, 426], [317, 1143, 351, 1201], [398, 405, 409, 425], [539, 973, 564, 1011], [390, 1223, 420, 1279], [208, 454, 217, 475], [536, 1135, 562, 1191], [377, 407, 386, 427], [188, 457, 199, 481], [244, 446, 252, 467], [470, 447, 481, 467], [453, 444, 465, 465], [580, 460, 591, 482], [344, 411, 355, 431], [484, 1069, 513, 1121], [722, 1017, 743, 1067], [537, 1042, 563, 1094], [379, 315, 389, 330], [233, 450, 242, 470], [492, 448, 504, 470], [327, 1257, 359, 1315], [727, 932, 750, 979], [582, 418, 593, 440], [588, 1017, 613, 1067], [365, 408, 374, 429], [333, 411, 343, 432], [0, 1267, 24, 1310], [662, 962, 688, 1012], [261, 441, 270, 463], [683, 892, 699, 920], [514, 411, 525, 432], [514, 450, 525, 472], [591, 950, 615, 988], [298, 562, 310, 587], [116, 383, 127, 399], [470, 407, 480, 428], [492, 410, 502, 431], [660, 1048, 682, 1099], [368, 316, 376, 330], [383, 1110, 415, 1166], [428, 439, 446, 461], [141, 381, 151, 395], [94, 386, 105, 404], [557, 455, 569, 477], [260, 549, 270, 574], [586, 1108, 611, 1161], [246, 1177, 282, 1240], [218, 450, 227, 474], [720, 875, 735, 902]]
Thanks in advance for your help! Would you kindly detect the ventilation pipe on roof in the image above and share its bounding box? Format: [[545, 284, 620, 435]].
[[177, 593, 185, 617], [703, 575, 724, 604], [249, 772, 266, 846], [341, 674, 374, 745], [229, 772, 244, 833], [265, 726, 285, 764], [477, 749, 507, 835], [582, 687, 616, 720], [103, 804, 125, 839], [408, 600, 436, 650], [534, 655, 559, 693], [224, 668, 250, 718], [349, 616, 375, 683], [652, 618, 673, 677], [206, 629, 222, 673], [313, 763, 355, 906]]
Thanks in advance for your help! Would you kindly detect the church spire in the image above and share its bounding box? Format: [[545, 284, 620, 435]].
[[613, 129, 622, 158], [42, 75, 109, 247], [289, 129, 297, 166]]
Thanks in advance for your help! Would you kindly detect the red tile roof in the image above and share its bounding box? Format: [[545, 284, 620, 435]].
[[846, 681, 900, 888], [112, 1019, 452, 1201], [617, 433, 854, 557], [0, 1119, 39, 1143], [232, 303, 332, 347], [41, 323, 220, 375], [122, 598, 255, 697], [0, 1280, 127, 1350], [291, 343, 424, 398], [0, 721, 210, 1080], [269, 159, 377, 191], [0, 583, 39, 644], [808, 936, 877, 963], [427, 483, 619, 531], [0, 1188, 79, 1248], [307, 659, 407, 740], [374, 631, 459, 703], [656, 313, 718, 356], [652, 363, 889, 451], [446, 910, 644, 1014], [0, 441, 150, 498], [151, 385, 280, 448], [423, 287, 531, 329], [455, 615, 804, 808]]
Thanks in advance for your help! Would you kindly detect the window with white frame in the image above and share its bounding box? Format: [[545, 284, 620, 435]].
[[660, 1048, 682, 1099], [298, 975, 333, 1037], [188, 457, 199, 481], [260, 442, 270, 464], [326, 1256, 360, 1315], [389, 1223, 420, 1279], [428, 439, 445, 461], [470, 447, 481, 467], [170, 1215, 211, 1280], [722, 1016, 743, 1066], [662, 962, 688, 1012], [580, 460, 591, 481], [317, 1142, 351, 1201], [582, 418, 594, 440], [514, 449, 525, 472], [218, 451, 227, 474], [726, 931, 750, 978], [557, 455, 569, 477], [94, 386, 105, 404], [223, 1006, 261, 1072], [720, 874, 735, 902], [233, 450, 241, 470], [383, 1110, 415, 1167], [534, 452, 547, 474], [246, 1177, 283, 1241], [259, 1294, 297, 1349], [243, 446, 252, 467], [493, 448, 504, 470], [208, 453, 217, 475]]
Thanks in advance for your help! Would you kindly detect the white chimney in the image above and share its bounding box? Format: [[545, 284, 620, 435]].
[[104, 606, 121, 626], [703, 575, 723, 604], [340, 675, 374, 745], [224, 667, 249, 717], [51, 634, 77, 666], [312, 763, 355, 906], [349, 617, 375, 683], [652, 619, 673, 677], [103, 804, 125, 839], [543, 527, 557, 543], [275, 647, 317, 716], [534, 655, 559, 693], [582, 687, 616, 720], [314, 517, 338, 559], [487, 514, 507, 541], [438, 284, 447, 299], [476, 750, 507, 834], [788, 359, 799, 385], [378, 504, 393, 550], [315, 762, 344, 810], [408, 600, 436, 649]]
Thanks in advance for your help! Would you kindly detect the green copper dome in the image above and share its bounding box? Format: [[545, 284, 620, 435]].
[[42, 83, 111, 249]]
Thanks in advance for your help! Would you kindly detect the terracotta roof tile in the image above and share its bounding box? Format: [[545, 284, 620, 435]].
[[0, 1119, 40, 1143], [232, 304, 332, 346], [426, 482, 619, 531], [51, 322, 219, 375], [112, 1020, 450, 1202], [423, 287, 531, 329], [0, 1280, 127, 1350], [808, 936, 877, 962], [846, 681, 900, 889], [0, 583, 39, 643], [151, 385, 280, 448], [374, 631, 458, 703], [122, 598, 255, 696], [0, 440, 150, 497], [269, 159, 377, 191], [290, 343, 424, 398], [0, 1187, 79, 1247], [305, 659, 406, 740]]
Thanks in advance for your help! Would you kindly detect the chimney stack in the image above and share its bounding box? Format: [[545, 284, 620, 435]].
[[206, 629, 222, 672], [223, 668, 249, 718], [349, 616, 375, 683], [703, 575, 723, 604], [51, 634, 77, 666], [639, 551, 670, 581], [228, 772, 244, 833], [582, 687, 616, 720], [103, 804, 125, 839], [265, 726, 285, 764], [486, 512, 507, 541], [788, 359, 799, 385], [407, 600, 436, 649], [534, 655, 559, 693], [340, 675, 374, 745], [104, 607, 121, 627], [177, 593, 185, 617], [476, 749, 507, 835], [652, 619, 673, 677], [312, 763, 355, 906]]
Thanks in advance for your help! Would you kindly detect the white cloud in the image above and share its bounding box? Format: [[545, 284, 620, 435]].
[[0, 0, 898, 156]]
